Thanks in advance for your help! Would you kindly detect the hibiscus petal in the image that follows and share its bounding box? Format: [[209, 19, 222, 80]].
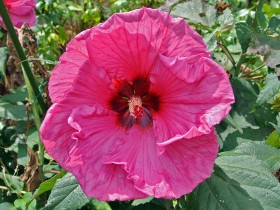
[[41, 103, 147, 201], [105, 126, 218, 198], [86, 7, 209, 80], [41, 58, 114, 168], [86, 27, 158, 81], [96, 7, 209, 61], [150, 55, 234, 145], [48, 29, 91, 103], [0, 0, 36, 29], [52, 59, 113, 110], [40, 103, 76, 166], [70, 104, 149, 200]]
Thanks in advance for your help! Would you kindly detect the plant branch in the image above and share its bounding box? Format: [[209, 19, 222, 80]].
[[217, 38, 238, 77]]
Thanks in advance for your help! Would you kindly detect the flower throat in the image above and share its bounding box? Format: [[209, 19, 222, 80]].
[[110, 77, 159, 128]]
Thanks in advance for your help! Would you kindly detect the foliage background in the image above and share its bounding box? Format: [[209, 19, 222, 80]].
[[0, 0, 280, 209]]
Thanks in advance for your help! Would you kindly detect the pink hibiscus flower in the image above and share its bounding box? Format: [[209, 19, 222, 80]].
[[0, 0, 36, 29], [40, 8, 234, 201]]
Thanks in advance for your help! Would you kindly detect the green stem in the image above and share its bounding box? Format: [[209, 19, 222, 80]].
[[24, 71, 45, 169], [252, 64, 265, 72], [0, 0, 48, 113], [217, 37, 238, 77]]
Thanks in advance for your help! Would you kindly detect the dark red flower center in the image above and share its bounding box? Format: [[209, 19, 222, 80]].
[[110, 77, 159, 128]]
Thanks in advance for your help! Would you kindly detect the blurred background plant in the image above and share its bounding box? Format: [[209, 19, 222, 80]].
[[1, 0, 280, 209]]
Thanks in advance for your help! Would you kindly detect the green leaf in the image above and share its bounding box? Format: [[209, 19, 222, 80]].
[[190, 151, 280, 210], [234, 142, 280, 171], [266, 130, 280, 149], [0, 202, 14, 210], [0, 172, 24, 193], [216, 154, 280, 209], [248, 34, 280, 55], [255, 0, 267, 29], [254, 34, 280, 50], [219, 126, 273, 151], [17, 143, 29, 166], [26, 126, 40, 149], [217, 78, 275, 150], [0, 101, 27, 120], [266, 50, 280, 69], [223, 115, 242, 132], [159, 0, 180, 13], [56, 25, 68, 45], [91, 199, 112, 210], [0, 47, 9, 78], [236, 22, 252, 53], [217, 8, 234, 26], [171, 0, 216, 27], [246, 41, 271, 55], [26, 171, 67, 208], [1, 86, 28, 103], [214, 52, 235, 70], [263, 3, 280, 18], [43, 173, 89, 210], [68, 5, 83, 11], [14, 192, 36, 210], [188, 164, 263, 210], [131, 197, 153, 206], [256, 74, 280, 106], [203, 31, 217, 52], [270, 114, 280, 133], [32, 171, 67, 200], [268, 16, 280, 31]]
